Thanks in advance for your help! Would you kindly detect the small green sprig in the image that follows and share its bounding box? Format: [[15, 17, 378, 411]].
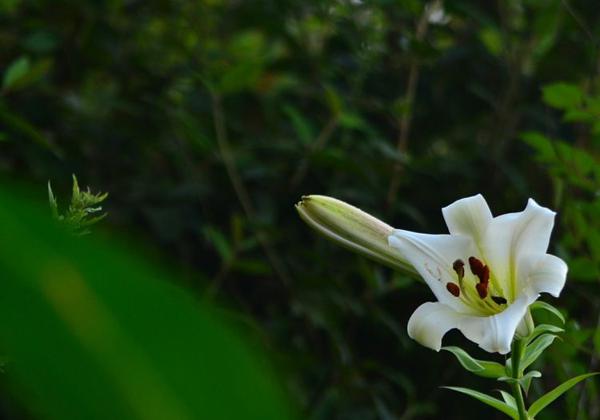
[[48, 175, 108, 236]]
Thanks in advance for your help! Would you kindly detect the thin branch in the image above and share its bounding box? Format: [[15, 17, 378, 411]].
[[386, 1, 441, 209], [561, 0, 595, 46], [561, 0, 600, 92], [290, 116, 339, 187], [210, 92, 292, 287]]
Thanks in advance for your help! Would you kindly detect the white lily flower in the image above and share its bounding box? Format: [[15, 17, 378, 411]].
[[388, 194, 567, 354]]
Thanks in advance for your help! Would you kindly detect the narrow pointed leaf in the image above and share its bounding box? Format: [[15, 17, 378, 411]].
[[442, 386, 518, 419], [530, 301, 565, 324], [442, 347, 483, 372], [442, 346, 505, 378], [526, 324, 564, 345], [2, 56, 31, 90], [497, 371, 541, 394], [521, 334, 559, 371], [72, 174, 81, 198], [47, 181, 59, 219], [520, 370, 542, 395], [528, 373, 600, 418], [499, 390, 516, 410]]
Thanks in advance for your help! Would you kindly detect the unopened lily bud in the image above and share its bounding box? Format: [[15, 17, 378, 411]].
[[295, 195, 416, 275], [515, 309, 535, 339]]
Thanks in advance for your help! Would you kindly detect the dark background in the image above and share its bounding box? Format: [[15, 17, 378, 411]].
[[1, 0, 600, 418]]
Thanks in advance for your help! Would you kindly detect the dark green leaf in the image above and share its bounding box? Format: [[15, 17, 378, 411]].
[[204, 226, 233, 262], [528, 373, 599, 417], [520, 370, 542, 395], [2, 56, 30, 90], [442, 387, 518, 419], [521, 334, 559, 371], [498, 390, 516, 410], [542, 83, 583, 109], [530, 301, 565, 324], [526, 324, 564, 345], [441, 346, 505, 378]]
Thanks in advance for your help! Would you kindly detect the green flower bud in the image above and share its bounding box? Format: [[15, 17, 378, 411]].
[[295, 195, 415, 274]]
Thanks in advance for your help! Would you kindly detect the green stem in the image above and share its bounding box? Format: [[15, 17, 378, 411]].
[[511, 339, 528, 420]]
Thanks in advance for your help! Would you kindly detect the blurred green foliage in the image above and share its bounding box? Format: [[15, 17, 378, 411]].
[[0, 184, 293, 420], [1, 0, 600, 418]]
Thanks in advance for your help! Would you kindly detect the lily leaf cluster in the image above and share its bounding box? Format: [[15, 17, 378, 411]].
[[443, 303, 598, 419]]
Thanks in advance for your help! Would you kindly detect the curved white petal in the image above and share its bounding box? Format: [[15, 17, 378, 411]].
[[407, 302, 465, 351], [460, 292, 538, 354], [524, 254, 568, 297], [388, 230, 476, 310], [442, 194, 493, 247], [482, 198, 556, 300], [408, 293, 538, 354]]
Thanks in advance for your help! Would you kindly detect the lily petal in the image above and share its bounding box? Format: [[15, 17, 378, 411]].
[[482, 198, 556, 300], [389, 230, 476, 310], [442, 194, 493, 247], [407, 302, 465, 351], [408, 293, 537, 354], [524, 254, 568, 298], [460, 292, 538, 354]]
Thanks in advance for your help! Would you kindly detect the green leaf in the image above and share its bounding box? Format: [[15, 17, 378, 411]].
[[542, 82, 583, 110], [2, 56, 30, 91], [497, 370, 540, 394], [479, 27, 503, 56], [47, 181, 59, 219], [324, 85, 342, 115], [442, 346, 483, 372], [526, 324, 564, 345], [0, 184, 292, 420], [528, 373, 600, 418], [283, 105, 315, 146], [521, 334, 559, 371], [442, 387, 518, 419], [203, 226, 233, 262], [498, 390, 516, 411], [530, 301, 565, 324], [441, 346, 505, 378], [521, 131, 555, 161], [520, 370, 542, 395]]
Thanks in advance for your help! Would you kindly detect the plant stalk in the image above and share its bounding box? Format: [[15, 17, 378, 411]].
[[511, 339, 529, 420]]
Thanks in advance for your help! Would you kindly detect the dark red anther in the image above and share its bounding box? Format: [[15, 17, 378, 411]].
[[446, 282, 460, 297], [492, 296, 507, 305], [468, 256, 484, 277], [475, 282, 488, 299], [469, 256, 489, 284], [452, 259, 465, 280], [480, 265, 490, 284]]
